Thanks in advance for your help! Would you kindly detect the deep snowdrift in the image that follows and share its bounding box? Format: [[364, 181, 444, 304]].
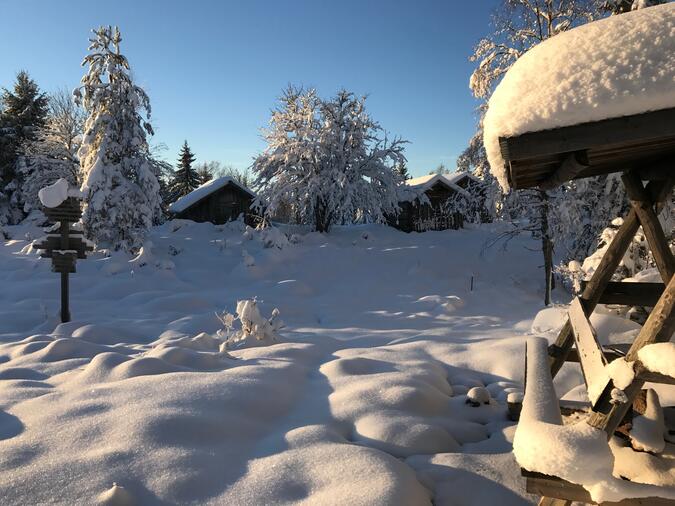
[[0, 219, 667, 504]]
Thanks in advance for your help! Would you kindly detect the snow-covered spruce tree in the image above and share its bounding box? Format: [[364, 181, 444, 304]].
[[0, 71, 49, 224], [468, 0, 599, 305], [20, 89, 85, 213], [253, 87, 405, 233], [456, 127, 499, 222], [75, 26, 162, 251], [394, 161, 411, 182], [168, 140, 200, 200]]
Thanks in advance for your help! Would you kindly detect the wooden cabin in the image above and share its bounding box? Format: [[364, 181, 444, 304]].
[[168, 177, 258, 225], [390, 172, 485, 232]]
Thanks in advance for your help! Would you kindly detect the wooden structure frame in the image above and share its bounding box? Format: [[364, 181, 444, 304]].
[[499, 108, 675, 506]]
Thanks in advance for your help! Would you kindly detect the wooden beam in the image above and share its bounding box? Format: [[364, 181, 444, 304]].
[[588, 274, 675, 435], [549, 179, 673, 378], [565, 343, 630, 364], [501, 108, 675, 164], [568, 297, 608, 405], [622, 172, 675, 284], [524, 470, 675, 505], [580, 281, 665, 307]]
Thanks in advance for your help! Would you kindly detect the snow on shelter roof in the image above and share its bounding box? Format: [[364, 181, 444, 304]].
[[168, 177, 256, 214], [405, 172, 480, 191], [483, 4, 675, 191]]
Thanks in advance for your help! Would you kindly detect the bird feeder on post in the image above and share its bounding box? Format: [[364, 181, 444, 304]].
[[34, 179, 93, 323]]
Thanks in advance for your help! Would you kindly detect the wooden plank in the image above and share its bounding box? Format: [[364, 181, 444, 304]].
[[568, 297, 608, 405], [549, 179, 673, 377], [623, 172, 675, 284], [580, 281, 665, 307], [565, 343, 631, 364], [500, 108, 675, 165], [524, 471, 675, 505], [588, 274, 675, 435]]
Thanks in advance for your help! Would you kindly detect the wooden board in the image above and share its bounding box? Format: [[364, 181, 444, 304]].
[[580, 281, 665, 307], [524, 470, 675, 505], [568, 297, 607, 405], [498, 108, 675, 189]]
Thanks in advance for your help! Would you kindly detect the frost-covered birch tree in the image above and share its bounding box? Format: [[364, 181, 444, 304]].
[[253, 87, 405, 233], [20, 89, 85, 212], [75, 26, 162, 251]]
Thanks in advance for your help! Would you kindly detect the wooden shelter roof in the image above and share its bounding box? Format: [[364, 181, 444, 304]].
[[498, 107, 675, 190]]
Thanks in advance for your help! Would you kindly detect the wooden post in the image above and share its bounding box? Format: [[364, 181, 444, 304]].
[[622, 171, 675, 284], [60, 218, 70, 323]]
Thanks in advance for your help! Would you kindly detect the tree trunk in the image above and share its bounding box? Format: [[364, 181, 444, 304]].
[[539, 189, 553, 306]]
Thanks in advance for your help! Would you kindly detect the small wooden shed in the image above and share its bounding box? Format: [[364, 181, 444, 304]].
[[168, 177, 257, 225], [391, 172, 484, 232]]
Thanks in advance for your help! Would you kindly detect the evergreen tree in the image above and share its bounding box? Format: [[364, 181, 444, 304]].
[[0, 71, 49, 224], [75, 26, 162, 251], [394, 161, 410, 181], [169, 141, 200, 199]]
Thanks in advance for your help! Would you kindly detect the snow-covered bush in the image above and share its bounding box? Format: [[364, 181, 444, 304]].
[[216, 299, 283, 350], [259, 225, 289, 249], [75, 26, 162, 252]]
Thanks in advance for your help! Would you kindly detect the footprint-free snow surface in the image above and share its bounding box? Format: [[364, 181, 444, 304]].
[[0, 220, 594, 505]]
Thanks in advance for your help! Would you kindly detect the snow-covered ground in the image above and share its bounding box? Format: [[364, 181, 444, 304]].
[[0, 219, 642, 505]]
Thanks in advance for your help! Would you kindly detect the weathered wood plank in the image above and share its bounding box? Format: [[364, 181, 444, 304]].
[[524, 471, 675, 505], [501, 108, 675, 163], [622, 172, 675, 284], [568, 297, 608, 405], [565, 343, 631, 364], [580, 281, 665, 307]]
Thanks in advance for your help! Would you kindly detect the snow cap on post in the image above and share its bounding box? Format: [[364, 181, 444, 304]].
[[39, 178, 70, 208], [482, 4, 675, 191]]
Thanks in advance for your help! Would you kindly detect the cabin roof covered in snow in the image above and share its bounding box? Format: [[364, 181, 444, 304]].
[[483, 4, 675, 191], [405, 172, 481, 191], [168, 177, 256, 214]]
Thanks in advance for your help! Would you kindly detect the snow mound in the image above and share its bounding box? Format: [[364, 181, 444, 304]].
[[353, 413, 461, 457], [96, 483, 135, 506], [483, 4, 675, 190], [638, 343, 675, 378]]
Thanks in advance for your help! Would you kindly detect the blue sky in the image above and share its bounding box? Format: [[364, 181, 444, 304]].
[[0, 0, 497, 177]]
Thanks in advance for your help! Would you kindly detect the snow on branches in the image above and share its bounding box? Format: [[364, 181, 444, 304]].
[[75, 26, 162, 252], [252, 87, 406, 233]]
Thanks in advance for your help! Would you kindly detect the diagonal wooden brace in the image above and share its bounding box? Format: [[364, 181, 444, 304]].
[[622, 171, 675, 284], [587, 273, 675, 436], [548, 177, 675, 377]]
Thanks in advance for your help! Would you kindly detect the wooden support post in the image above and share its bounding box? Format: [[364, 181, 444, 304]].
[[548, 178, 674, 377], [587, 274, 675, 436], [622, 172, 675, 284], [60, 271, 70, 323]]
